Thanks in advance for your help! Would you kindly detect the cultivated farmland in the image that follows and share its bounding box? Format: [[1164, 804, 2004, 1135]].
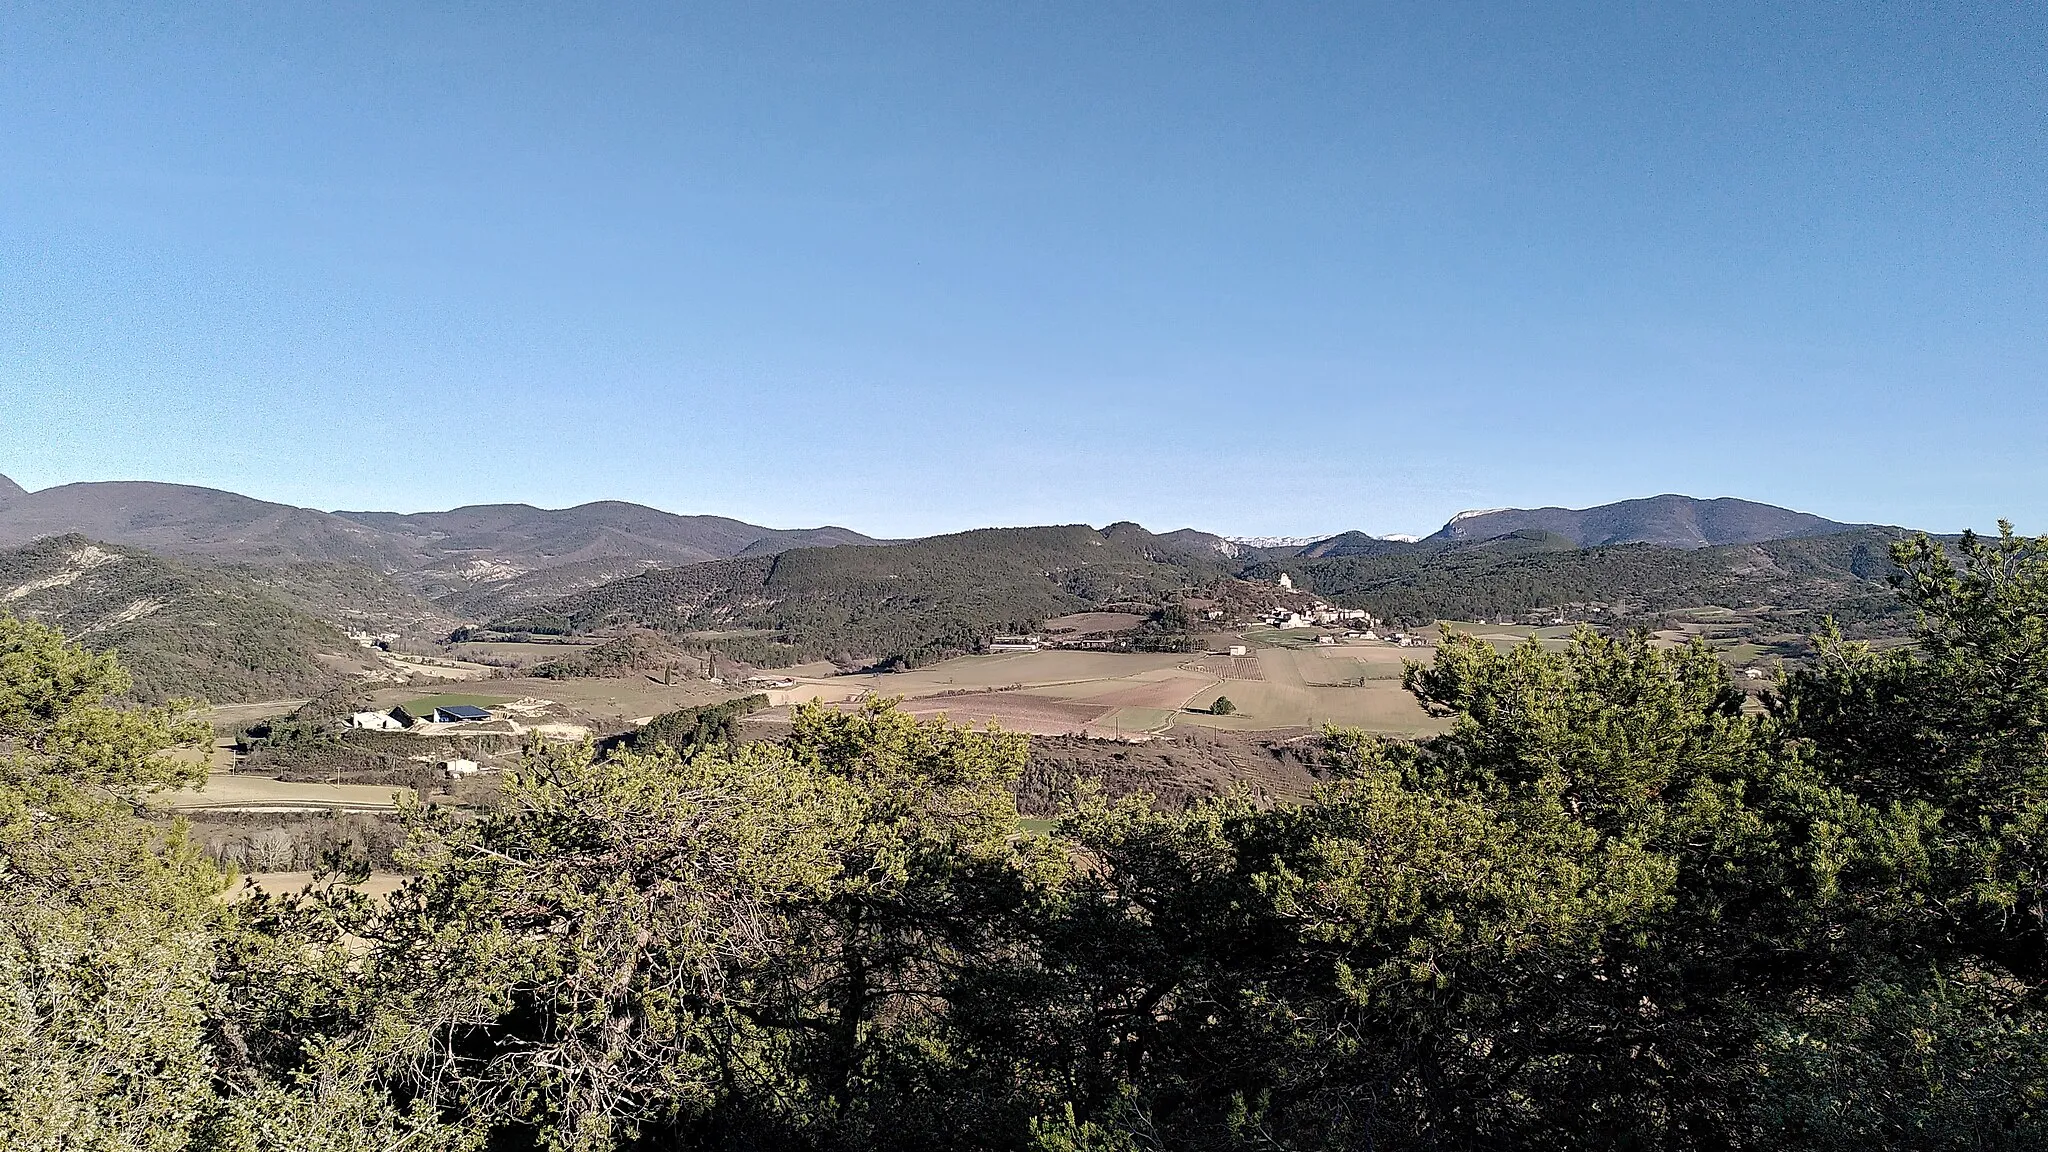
[[369, 676, 738, 726], [150, 774, 414, 813], [749, 642, 1446, 739]]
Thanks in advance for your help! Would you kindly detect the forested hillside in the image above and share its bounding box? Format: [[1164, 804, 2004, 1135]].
[[1254, 526, 1915, 632], [0, 474, 882, 607], [433, 554, 670, 618], [495, 523, 1230, 668], [223, 559, 459, 639], [332, 500, 880, 597], [1427, 493, 1859, 547], [0, 534, 352, 702], [502, 520, 1918, 667]]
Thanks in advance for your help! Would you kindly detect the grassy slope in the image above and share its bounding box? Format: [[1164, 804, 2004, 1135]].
[[0, 534, 353, 703]]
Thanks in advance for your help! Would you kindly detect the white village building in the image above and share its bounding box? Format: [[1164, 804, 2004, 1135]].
[[349, 711, 405, 732]]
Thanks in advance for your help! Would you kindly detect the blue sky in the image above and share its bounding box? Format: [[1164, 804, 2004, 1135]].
[[2, 3, 2042, 537]]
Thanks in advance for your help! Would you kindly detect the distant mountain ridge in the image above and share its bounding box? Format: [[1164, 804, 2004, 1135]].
[[0, 468, 1938, 692], [1155, 528, 1245, 558], [0, 474, 879, 607], [1292, 531, 1398, 559], [0, 476, 1907, 659], [1218, 495, 1864, 558], [330, 501, 872, 570], [1245, 524, 1916, 636], [0, 479, 417, 570], [1427, 495, 1859, 549], [1224, 534, 1330, 549]]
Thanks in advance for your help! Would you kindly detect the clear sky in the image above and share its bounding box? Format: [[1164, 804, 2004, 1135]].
[[2, 3, 2042, 538]]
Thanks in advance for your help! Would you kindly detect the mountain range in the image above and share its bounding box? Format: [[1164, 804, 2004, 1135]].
[[0, 473, 1929, 695], [0, 475, 878, 613], [1426, 495, 1860, 550], [497, 517, 1918, 672], [1144, 496, 1865, 558], [0, 477, 1878, 581]]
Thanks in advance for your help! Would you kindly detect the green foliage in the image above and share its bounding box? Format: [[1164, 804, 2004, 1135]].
[[530, 630, 689, 679], [1209, 695, 1234, 715], [356, 739, 847, 1148], [223, 560, 451, 642], [622, 693, 768, 757], [502, 611, 573, 636], [219, 701, 1055, 1150], [1123, 602, 1202, 652], [0, 613, 220, 1149]]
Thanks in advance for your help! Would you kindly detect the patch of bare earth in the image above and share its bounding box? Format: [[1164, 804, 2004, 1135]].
[[1043, 611, 1146, 636], [1184, 655, 1264, 680], [1018, 726, 1327, 813], [895, 692, 1114, 735], [1075, 675, 1218, 709]]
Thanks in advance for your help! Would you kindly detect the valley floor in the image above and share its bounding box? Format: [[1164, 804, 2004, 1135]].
[[748, 635, 1449, 739]]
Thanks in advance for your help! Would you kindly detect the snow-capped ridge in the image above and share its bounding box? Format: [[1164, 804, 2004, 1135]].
[[1224, 535, 1340, 549], [1447, 508, 1511, 524]]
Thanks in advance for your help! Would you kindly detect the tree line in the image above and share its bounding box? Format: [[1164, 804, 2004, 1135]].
[[5, 527, 2048, 1149]]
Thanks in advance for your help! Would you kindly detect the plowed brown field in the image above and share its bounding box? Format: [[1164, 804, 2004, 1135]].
[[897, 692, 1115, 735], [1073, 674, 1219, 709]]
